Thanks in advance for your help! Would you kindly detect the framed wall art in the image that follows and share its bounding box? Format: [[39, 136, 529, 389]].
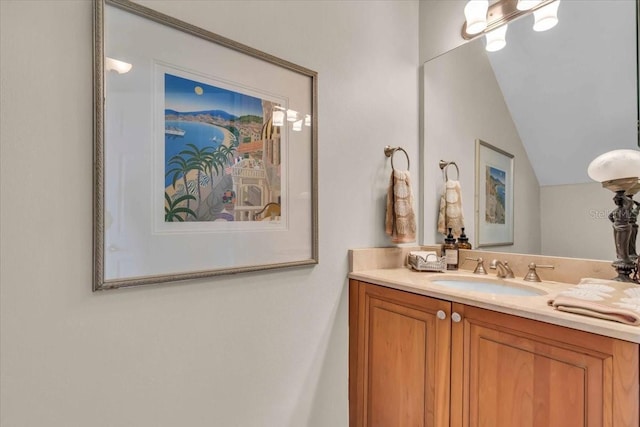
[[475, 140, 514, 247], [93, 0, 318, 290]]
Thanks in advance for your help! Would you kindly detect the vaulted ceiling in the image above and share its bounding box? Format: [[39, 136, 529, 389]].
[[487, 0, 637, 186]]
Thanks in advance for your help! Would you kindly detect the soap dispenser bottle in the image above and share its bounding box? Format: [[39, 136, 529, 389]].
[[443, 227, 459, 270], [457, 227, 472, 250]]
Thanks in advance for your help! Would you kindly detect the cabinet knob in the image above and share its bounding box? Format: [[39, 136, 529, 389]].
[[451, 312, 462, 323], [436, 310, 447, 320]]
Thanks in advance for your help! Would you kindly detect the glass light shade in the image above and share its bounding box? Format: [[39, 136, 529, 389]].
[[485, 25, 507, 52], [517, 0, 541, 10], [464, 0, 489, 35], [292, 119, 303, 132], [533, 1, 560, 32], [272, 110, 284, 127], [286, 109, 298, 122], [587, 149, 640, 182], [304, 114, 311, 127], [105, 57, 132, 74]]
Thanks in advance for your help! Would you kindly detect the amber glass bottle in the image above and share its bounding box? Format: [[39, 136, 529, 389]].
[[457, 227, 472, 250], [443, 227, 459, 270]]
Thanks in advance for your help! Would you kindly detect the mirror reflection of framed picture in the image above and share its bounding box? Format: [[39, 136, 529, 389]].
[[475, 140, 514, 247]]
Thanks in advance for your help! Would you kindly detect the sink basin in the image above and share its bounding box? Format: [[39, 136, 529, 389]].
[[430, 278, 546, 297]]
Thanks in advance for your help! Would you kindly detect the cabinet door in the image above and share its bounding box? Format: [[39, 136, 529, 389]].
[[349, 280, 451, 427], [452, 303, 639, 427]]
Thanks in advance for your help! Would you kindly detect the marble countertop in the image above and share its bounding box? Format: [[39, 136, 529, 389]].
[[349, 267, 640, 344]]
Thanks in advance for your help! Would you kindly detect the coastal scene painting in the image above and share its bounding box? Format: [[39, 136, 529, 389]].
[[96, 3, 318, 289], [485, 165, 506, 224], [164, 73, 283, 223], [475, 140, 514, 247]]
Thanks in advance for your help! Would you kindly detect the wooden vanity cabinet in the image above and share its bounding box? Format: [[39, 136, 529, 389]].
[[452, 303, 639, 427], [349, 279, 452, 427], [350, 280, 640, 427]]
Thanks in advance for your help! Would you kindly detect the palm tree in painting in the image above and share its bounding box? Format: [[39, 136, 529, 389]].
[[164, 192, 196, 222], [201, 151, 217, 186], [202, 148, 227, 190], [166, 154, 200, 209], [216, 144, 235, 166], [178, 144, 214, 202]]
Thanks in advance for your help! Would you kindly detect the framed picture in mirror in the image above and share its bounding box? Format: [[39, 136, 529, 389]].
[[475, 140, 514, 247], [93, 0, 318, 290]]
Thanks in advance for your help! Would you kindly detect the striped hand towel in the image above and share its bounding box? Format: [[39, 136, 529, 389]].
[[385, 170, 416, 243]]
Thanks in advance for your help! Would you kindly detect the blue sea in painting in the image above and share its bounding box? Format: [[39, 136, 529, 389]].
[[164, 120, 224, 187]]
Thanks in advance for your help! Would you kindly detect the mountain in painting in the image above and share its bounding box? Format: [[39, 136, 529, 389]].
[[165, 109, 238, 121]]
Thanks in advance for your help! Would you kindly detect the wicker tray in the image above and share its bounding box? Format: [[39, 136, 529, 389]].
[[407, 253, 446, 272]]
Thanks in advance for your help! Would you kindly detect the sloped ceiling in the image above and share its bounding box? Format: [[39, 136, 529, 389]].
[[487, 0, 637, 186]]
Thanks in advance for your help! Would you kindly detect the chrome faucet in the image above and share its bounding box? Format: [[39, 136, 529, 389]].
[[490, 259, 515, 278]]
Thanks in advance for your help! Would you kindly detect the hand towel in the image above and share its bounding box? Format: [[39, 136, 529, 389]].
[[437, 179, 465, 237], [385, 170, 416, 243], [548, 278, 640, 326]]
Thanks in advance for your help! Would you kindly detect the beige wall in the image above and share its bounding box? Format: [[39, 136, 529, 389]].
[[419, 0, 467, 63], [0, 1, 419, 425], [422, 40, 541, 255], [541, 182, 615, 260]]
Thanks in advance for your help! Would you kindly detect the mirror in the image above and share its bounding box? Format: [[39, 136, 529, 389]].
[[423, 0, 638, 261]]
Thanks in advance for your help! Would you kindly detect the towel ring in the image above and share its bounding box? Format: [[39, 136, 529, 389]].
[[384, 145, 410, 171], [439, 160, 459, 180]]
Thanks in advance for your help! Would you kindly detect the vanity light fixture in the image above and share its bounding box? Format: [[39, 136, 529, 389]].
[[516, 0, 541, 11], [464, 0, 489, 35], [272, 107, 312, 131], [532, 0, 560, 32], [105, 57, 132, 74], [587, 149, 640, 282], [485, 24, 508, 52], [462, 0, 560, 50], [272, 110, 285, 127], [272, 106, 286, 127], [286, 109, 298, 122]]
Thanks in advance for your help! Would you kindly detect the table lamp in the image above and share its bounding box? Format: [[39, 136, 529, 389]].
[[587, 149, 640, 282]]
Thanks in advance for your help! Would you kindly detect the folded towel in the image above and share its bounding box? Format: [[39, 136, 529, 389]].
[[385, 170, 416, 243], [437, 179, 465, 237], [548, 278, 640, 326]]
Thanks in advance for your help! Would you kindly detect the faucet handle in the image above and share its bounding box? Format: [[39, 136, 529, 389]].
[[523, 262, 554, 282], [465, 257, 488, 275]]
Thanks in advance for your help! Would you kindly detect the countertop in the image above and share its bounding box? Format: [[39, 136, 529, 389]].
[[349, 267, 640, 344]]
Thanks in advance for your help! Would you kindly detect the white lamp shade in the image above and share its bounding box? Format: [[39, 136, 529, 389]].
[[286, 109, 298, 122], [587, 149, 640, 182], [272, 110, 284, 127], [292, 119, 303, 132], [485, 25, 507, 52], [105, 57, 132, 74], [304, 114, 311, 127], [464, 0, 489, 35], [533, 0, 560, 32], [517, 0, 541, 11]]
